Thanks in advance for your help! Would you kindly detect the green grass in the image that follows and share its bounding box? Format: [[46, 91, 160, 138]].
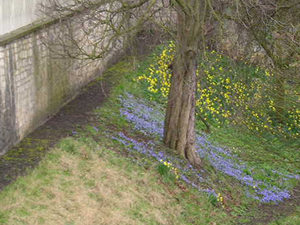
[[0, 135, 231, 225], [207, 124, 300, 170], [0, 57, 231, 225], [106, 54, 300, 224], [0, 52, 298, 225], [204, 124, 300, 191], [269, 206, 300, 225]]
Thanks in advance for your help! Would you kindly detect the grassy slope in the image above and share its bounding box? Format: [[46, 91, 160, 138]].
[[0, 54, 298, 225], [0, 58, 230, 225], [0, 137, 228, 225]]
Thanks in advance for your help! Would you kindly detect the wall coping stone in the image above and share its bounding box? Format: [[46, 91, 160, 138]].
[[0, 18, 58, 47], [0, 1, 105, 47]]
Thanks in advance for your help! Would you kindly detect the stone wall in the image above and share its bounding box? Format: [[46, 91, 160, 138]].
[[215, 20, 271, 65], [0, 0, 44, 35], [0, 18, 122, 155]]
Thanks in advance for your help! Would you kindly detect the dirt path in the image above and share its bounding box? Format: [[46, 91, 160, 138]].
[[0, 67, 114, 191]]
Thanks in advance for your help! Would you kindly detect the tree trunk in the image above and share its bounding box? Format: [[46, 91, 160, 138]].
[[163, 52, 201, 166], [163, 2, 202, 167]]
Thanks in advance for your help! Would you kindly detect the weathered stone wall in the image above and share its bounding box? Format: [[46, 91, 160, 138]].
[[0, 0, 44, 35], [0, 19, 121, 155], [215, 20, 271, 65]]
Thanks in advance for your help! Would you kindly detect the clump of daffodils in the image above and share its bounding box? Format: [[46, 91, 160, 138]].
[[137, 43, 299, 139], [136, 41, 174, 99], [160, 159, 179, 179], [217, 192, 225, 207]]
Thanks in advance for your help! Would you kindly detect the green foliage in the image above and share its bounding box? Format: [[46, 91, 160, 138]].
[[157, 163, 170, 176], [157, 163, 176, 183], [208, 193, 218, 206]]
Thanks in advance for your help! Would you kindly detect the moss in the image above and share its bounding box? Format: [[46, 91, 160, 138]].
[[0, 138, 49, 167]]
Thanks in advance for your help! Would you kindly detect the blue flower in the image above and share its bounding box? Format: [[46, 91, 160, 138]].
[[114, 93, 299, 203]]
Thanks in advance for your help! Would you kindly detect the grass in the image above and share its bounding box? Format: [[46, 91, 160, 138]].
[[0, 52, 298, 224], [206, 124, 300, 172], [0, 135, 231, 225], [269, 206, 300, 225], [96, 54, 299, 224], [202, 123, 300, 195], [0, 57, 231, 225]]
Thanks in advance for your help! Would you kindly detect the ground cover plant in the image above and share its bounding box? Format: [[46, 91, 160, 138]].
[[115, 92, 298, 203], [0, 47, 299, 224]]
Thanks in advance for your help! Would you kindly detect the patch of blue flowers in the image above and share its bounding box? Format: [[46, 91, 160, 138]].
[[112, 132, 215, 196], [115, 93, 299, 203]]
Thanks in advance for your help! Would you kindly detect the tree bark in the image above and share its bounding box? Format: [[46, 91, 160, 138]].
[[163, 52, 201, 166], [163, 1, 202, 167]]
